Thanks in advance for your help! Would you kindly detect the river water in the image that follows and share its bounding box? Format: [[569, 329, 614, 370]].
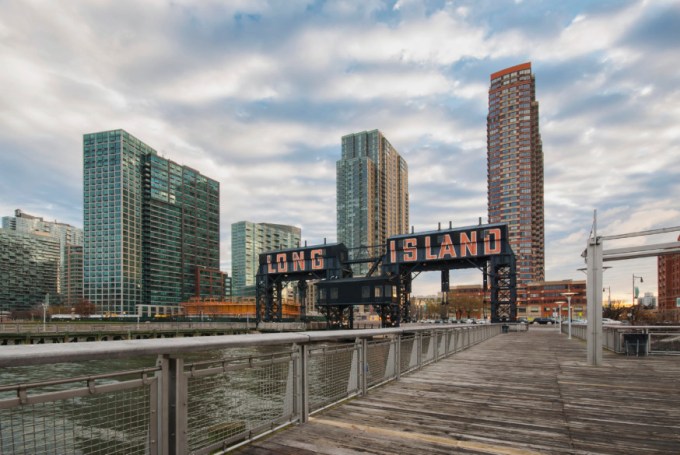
[[0, 344, 299, 454], [0, 340, 356, 455]]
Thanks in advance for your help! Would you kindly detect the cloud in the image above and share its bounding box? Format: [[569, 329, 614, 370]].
[[1, 0, 678, 301]]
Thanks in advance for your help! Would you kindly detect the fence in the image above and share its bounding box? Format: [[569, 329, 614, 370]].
[[0, 324, 500, 454], [563, 323, 680, 355]]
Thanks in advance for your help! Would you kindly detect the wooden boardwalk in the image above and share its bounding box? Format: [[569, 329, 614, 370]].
[[236, 326, 680, 455]]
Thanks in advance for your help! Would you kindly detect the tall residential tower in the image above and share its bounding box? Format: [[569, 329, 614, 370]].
[[487, 63, 545, 304], [83, 129, 221, 315], [337, 129, 409, 272]]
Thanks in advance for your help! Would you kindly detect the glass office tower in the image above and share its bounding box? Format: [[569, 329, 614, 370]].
[[0, 230, 61, 313], [337, 129, 409, 274], [142, 155, 220, 306], [83, 130, 220, 315], [231, 221, 301, 297], [487, 63, 545, 304], [2, 209, 83, 297]]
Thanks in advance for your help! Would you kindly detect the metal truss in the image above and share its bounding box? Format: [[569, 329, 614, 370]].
[[489, 254, 517, 323]]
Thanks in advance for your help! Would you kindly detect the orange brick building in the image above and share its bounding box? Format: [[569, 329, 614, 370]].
[[658, 253, 680, 311], [523, 280, 586, 321]]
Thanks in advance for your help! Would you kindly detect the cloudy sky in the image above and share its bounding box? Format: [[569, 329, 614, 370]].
[[1, 0, 679, 301]]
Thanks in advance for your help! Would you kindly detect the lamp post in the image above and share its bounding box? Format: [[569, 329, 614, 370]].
[[42, 293, 50, 332], [555, 301, 566, 332], [603, 286, 611, 308], [561, 292, 577, 340], [632, 274, 643, 324], [632, 274, 643, 306]]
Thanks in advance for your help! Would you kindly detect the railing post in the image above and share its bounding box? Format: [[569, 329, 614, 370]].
[[295, 343, 309, 424], [395, 334, 402, 380], [432, 330, 438, 362], [416, 332, 422, 368], [158, 354, 186, 455], [360, 338, 368, 395], [644, 330, 650, 356]]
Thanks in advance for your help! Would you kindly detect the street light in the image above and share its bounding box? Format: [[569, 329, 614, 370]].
[[561, 292, 577, 340], [603, 286, 612, 308], [632, 274, 643, 306], [555, 301, 566, 331], [42, 293, 50, 332]]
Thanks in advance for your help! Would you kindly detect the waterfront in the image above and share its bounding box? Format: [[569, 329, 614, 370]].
[[0, 325, 495, 454], [0, 344, 286, 454]]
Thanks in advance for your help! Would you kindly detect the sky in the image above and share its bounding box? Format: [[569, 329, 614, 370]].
[[1, 0, 679, 302]]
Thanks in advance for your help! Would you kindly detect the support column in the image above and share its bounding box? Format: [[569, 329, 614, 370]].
[[586, 236, 604, 366]]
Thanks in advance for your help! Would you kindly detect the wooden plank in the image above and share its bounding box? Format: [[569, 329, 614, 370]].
[[234, 327, 680, 454]]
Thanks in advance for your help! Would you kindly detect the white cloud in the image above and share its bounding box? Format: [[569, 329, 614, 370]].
[[1, 0, 679, 303]]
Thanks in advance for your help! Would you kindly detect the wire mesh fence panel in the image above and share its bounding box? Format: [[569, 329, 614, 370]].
[[436, 332, 447, 359], [448, 330, 458, 353], [366, 339, 394, 388], [307, 343, 357, 413], [185, 352, 294, 453], [0, 375, 155, 455], [650, 332, 680, 354], [421, 333, 434, 365], [399, 335, 417, 374]]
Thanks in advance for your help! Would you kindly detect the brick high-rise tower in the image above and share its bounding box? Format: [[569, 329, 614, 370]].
[[487, 63, 545, 304]]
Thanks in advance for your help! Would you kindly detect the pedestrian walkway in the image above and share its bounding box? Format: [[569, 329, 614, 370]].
[[235, 326, 680, 454]]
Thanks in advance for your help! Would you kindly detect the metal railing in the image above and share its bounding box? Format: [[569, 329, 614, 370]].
[[0, 324, 500, 454], [563, 323, 680, 355]]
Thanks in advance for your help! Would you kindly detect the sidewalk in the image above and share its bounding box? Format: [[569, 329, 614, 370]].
[[236, 326, 680, 454]]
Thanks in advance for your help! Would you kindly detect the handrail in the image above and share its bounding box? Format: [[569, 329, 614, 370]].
[[0, 324, 501, 454], [563, 323, 680, 355], [0, 324, 471, 367]]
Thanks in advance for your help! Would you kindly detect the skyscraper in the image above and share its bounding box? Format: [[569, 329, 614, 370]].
[[231, 221, 301, 297], [0, 229, 61, 313], [487, 63, 545, 304], [83, 129, 220, 315], [2, 209, 83, 298], [337, 129, 409, 273]]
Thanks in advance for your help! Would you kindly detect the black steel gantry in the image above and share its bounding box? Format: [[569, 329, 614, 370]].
[[256, 223, 517, 328], [255, 243, 352, 324]]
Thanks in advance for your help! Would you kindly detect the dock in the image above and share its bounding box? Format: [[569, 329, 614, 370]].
[[236, 326, 680, 454]]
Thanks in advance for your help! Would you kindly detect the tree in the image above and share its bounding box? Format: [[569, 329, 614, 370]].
[[449, 294, 484, 319], [602, 299, 628, 321], [75, 299, 96, 316]]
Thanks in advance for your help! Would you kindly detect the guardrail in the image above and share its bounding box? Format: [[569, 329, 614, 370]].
[[562, 323, 680, 355], [0, 321, 289, 334], [0, 324, 500, 454]]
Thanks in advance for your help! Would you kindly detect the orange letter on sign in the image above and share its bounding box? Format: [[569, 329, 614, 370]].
[[438, 235, 456, 259], [267, 255, 276, 273], [484, 228, 502, 255], [460, 231, 477, 257], [276, 253, 288, 273], [424, 236, 437, 261], [390, 240, 397, 263], [404, 238, 417, 262], [311, 249, 324, 270], [292, 251, 305, 272]]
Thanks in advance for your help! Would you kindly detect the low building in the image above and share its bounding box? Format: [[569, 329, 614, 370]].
[[524, 280, 586, 321]]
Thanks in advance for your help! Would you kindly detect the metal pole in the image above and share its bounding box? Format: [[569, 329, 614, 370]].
[[558, 303, 562, 331], [43, 293, 49, 332], [567, 296, 572, 340], [586, 235, 603, 366]]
